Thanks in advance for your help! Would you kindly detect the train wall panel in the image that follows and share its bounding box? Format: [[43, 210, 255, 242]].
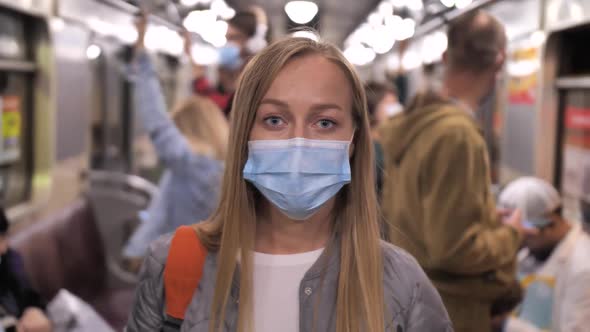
[[501, 103, 536, 176], [53, 23, 93, 161]]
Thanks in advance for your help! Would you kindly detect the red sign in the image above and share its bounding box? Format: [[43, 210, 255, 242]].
[[565, 106, 590, 130]]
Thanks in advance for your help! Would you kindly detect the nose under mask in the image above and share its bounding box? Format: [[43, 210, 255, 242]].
[[243, 137, 352, 220]]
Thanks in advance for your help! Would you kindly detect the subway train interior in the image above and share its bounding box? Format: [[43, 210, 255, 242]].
[[1, 0, 590, 331]]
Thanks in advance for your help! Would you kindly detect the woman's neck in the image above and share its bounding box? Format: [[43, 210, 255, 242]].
[[255, 200, 334, 254]]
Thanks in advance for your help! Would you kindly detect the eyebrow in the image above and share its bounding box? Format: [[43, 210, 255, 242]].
[[260, 98, 343, 111]]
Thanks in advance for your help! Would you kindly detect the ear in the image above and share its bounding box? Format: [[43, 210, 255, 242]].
[[349, 141, 355, 157], [442, 50, 449, 65], [494, 51, 506, 72], [348, 131, 356, 157]]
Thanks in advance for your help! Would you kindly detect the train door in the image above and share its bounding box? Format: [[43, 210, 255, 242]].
[[551, 25, 590, 221], [0, 9, 34, 208], [88, 37, 134, 172]]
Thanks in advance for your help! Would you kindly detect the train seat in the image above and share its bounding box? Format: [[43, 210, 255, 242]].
[[9, 197, 135, 331]]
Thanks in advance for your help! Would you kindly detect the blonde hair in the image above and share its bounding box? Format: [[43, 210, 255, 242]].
[[171, 96, 228, 161], [195, 37, 384, 332]]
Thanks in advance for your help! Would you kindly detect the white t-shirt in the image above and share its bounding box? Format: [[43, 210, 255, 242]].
[[252, 248, 324, 332]]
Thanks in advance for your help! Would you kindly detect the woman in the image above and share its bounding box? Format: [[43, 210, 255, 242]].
[[122, 18, 229, 262], [127, 38, 451, 332]]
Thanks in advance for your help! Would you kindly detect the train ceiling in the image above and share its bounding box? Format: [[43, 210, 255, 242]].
[[114, 0, 461, 46]]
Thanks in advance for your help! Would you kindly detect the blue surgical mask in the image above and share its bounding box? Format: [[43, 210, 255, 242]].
[[243, 137, 352, 220], [218, 42, 243, 70]]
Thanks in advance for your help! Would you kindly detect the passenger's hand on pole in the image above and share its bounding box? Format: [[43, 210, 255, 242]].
[[134, 12, 148, 51]]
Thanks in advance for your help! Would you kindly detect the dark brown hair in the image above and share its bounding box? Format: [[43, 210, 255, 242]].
[[228, 11, 272, 43], [446, 10, 506, 73], [228, 11, 257, 38]]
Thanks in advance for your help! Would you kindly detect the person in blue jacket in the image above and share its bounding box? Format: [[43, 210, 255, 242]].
[[122, 16, 229, 266]]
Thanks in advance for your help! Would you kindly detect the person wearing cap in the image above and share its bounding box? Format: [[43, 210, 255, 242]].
[[496, 177, 590, 332], [0, 208, 52, 332]]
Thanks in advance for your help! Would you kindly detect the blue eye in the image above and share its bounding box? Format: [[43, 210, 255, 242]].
[[317, 119, 336, 129], [264, 116, 285, 127]]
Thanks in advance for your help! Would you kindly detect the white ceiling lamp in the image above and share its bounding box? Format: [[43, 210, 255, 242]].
[[285, 1, 319, 24], [145, 26, 184, 56], [183, 10, 217, 34], [389, 0, 407, 8], [181, 0, 212, 6], [372, 25, 396, 54], [378, 2, 394, 16], [421, 31, 447, 64], [455, 0, 472, 9], [86, 44, 101, 60], [192, 44, 219, 65], [292, 30, 320, 41], [50, 17, 65, 31], [211, 0, 236, 20], [387, 53, 400, 70], [440, 0, 455, 8], [407, 0, 423, 11], [344, 43, 376, 66], [395, 17, 415, 40], [402, 49, 422, 70], [530, 30, 546, 47], [368, 12, 383, 26], [384, 14, 403, 28], [201, 20, 228, 47], [118, 25, 139, 44]]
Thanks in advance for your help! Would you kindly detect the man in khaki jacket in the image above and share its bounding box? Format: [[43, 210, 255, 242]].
[[381, 10, 530, 332]]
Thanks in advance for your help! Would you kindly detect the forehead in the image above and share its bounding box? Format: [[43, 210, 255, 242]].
[[263, 54, 354, 105]]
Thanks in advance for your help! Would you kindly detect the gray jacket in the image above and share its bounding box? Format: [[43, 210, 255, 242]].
[[127, 234, 453, 332]]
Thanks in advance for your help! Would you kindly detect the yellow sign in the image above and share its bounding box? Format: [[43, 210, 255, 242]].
[[2, 96, 21, 139]]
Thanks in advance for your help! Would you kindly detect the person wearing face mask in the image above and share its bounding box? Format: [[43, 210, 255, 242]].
[[364, 81, 401, 199], [495, 177, 590, 332], [191, 6, 271, 114], [0, 208, 52, 332], [380, 10, 532, 332], [126, 37, 452, 332]]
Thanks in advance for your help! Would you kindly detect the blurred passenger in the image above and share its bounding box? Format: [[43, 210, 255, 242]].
[[192, 6, 271, 114], [496, 177, 590, 332], [381, 10, 530, 332], [127, 37, 452, 332], [122, 17, 228, 266], [0, 208, 52, 332], [364, 81, 401, 196]]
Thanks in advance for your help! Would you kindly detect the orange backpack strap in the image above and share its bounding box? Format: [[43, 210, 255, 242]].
[[164, 225, 208, 323]]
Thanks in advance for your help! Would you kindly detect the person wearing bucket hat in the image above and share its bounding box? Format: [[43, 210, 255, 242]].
[[496, 177, 590, 332]]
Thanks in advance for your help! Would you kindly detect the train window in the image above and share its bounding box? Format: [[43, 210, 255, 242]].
[[557, 89, 590, 219], [0, 71, 33, 207], [559, 27, 590, 76], [0, 11, 28, 60], [0, 9, 34, 207]]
